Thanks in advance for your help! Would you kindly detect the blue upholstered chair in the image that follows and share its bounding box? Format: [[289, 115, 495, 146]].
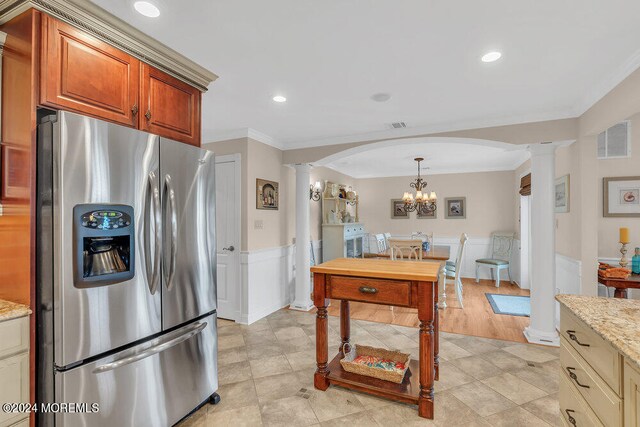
[[475, 232, 515, 288]]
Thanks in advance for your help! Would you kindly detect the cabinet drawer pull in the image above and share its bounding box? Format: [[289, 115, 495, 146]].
[[131, 104, 139, 115], [566, 367, 590, 389], [565, 409, 577, 426], [358, 286, 378, 294], [145, 110, 152, 120], [566, 330, 590, 347]]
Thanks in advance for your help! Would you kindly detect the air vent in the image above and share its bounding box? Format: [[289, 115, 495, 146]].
[[389, 122, 407, 129], [598, 121, 630, 159]]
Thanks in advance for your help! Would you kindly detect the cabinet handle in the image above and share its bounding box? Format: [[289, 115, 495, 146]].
[[358, 286, 377, 294], [566, 367, 590, 389], [145, 110, 152, 120], [565, 409, 577, 426], [566, 330, 590, 347], [131, 104, 139, 116]]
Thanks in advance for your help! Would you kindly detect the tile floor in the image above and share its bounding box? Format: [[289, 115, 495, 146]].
[[178, 308, 561, 426]]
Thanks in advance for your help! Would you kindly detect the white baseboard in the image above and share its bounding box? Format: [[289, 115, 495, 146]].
[[239, 245, 295, 324]]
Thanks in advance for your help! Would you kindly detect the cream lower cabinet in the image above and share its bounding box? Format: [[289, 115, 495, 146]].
[[626, 361, 640, 427], [0, 316, 30, 427]]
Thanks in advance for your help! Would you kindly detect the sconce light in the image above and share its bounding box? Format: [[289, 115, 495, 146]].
[[310, 181, 322, 201]]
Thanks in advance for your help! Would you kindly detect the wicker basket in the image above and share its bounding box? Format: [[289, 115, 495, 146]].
[[339, 344, 411, 384]]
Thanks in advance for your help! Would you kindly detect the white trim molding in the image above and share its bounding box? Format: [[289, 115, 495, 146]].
[[0, 0, 217, 91], [239, 245, 295, 324]]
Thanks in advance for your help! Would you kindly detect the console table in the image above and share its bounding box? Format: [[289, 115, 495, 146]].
[[310, 258, 440, 419]]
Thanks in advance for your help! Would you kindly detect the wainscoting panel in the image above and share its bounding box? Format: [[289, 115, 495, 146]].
[[239, 245, 295, 324], [555, 254, 582, 328]]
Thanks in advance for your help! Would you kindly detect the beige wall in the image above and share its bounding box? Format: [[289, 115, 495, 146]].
[[358, 171, 516, 238], [597, 113, 640, 258], [204, 138, 294, 251]]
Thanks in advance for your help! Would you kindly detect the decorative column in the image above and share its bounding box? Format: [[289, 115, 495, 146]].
[[291, 163, 314, 311], [524, 142, 560, 346]]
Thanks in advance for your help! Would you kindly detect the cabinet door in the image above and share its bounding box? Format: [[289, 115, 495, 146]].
[[40, 16, 140, 127], [626, 361, 640, 427], [140, 64, 201, 146]]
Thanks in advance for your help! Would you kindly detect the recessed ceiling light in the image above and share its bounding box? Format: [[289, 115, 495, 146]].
[[272, 95, 287, 103], [134, 1, 160, 18], [481, 51, 502, 63], [371, 93, 391, 102]]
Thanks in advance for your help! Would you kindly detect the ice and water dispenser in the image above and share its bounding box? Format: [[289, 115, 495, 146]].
[[73, 204, 135, 287]]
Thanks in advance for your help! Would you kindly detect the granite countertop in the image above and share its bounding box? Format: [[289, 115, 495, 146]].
[[0, 298, 32, 322], [557, 294, 640, 369]]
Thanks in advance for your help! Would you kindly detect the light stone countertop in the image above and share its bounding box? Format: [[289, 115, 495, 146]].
[[0, 298, 32, 322], [557, 294, 640, 369]]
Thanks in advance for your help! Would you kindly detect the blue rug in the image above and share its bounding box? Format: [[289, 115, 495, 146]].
[[485, 294, 530, 317]]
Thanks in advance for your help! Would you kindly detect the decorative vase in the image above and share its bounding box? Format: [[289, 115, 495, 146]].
[[632, 247, 640, 274]]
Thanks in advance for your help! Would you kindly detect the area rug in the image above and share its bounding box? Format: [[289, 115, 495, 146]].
[[485, 293, 530, 317]]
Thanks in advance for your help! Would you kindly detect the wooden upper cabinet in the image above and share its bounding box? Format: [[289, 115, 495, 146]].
[[40, 16, 140, 127], [140, 64, 201, 146]]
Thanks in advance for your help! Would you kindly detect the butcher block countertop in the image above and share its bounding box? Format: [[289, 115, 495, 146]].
[[556, 294, 640, 369], [311, 257, 440, 282], [0, 298, 32, 322]]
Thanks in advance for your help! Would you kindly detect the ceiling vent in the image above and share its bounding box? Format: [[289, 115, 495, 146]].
[[598, 121, 630, 159], [389, 122, 407, 129]]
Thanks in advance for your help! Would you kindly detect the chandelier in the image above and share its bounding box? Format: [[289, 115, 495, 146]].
[[401, 157, 437, 213]]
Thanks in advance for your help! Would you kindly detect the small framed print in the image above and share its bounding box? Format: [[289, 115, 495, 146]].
[[256, 178, 279, 210], [391, 199, 408, 219], [555, 174, 570, 213], [417, 203, 437, 219], [603, 176, 640, 217], [1, 143, 29, 200], [445, 197, 466, 219]]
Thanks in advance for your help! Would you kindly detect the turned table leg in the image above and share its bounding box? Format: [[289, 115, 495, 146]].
[[314, 273, 329, 390], [614, 287, 628, 298], [340, 300, 350, 354], [434, 287, 440, 381], [417, 281, 435, 419]]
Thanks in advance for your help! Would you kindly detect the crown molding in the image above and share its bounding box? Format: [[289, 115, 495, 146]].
[[204, 127, 285, 151], [0, 0, 217, 92], [574, 47, 640, 117]]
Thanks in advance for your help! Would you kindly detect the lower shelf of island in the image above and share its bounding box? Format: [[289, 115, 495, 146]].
[[325, 353, 420, 405]]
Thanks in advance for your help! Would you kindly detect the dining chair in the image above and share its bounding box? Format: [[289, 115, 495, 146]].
[[383, 233, 392, 251], [442, 233, 468, 308], [374, 234, 387, 253], [475, 232, 515, 288], [388, 239, 423, 260], [411, 231, 434, 252]]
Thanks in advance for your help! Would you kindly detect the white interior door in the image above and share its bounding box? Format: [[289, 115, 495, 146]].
[[215, 154, 241, 321]]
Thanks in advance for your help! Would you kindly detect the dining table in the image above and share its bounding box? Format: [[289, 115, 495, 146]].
[[363, 245, 451, 261], [598, 273, 640, 298]]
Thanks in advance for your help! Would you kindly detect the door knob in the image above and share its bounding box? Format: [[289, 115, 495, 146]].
[[223, 245, 235, 252]]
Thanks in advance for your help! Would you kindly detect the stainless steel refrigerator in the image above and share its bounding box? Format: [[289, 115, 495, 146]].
[[36, 111, 219, 426]]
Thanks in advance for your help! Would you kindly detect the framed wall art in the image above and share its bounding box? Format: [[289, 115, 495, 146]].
[[445, 197, 466, 219], [417, 203, 437, 219], [603, 176, 640, 217], [555, 174, 570, 213], [391, 199, 409, 219], [256, 178, 279, 210]]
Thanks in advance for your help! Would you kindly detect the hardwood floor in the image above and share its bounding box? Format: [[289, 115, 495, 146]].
[[325, 278, 530, 343]]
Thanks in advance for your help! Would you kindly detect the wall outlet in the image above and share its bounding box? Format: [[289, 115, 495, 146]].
[[254, 220, 263, 229]]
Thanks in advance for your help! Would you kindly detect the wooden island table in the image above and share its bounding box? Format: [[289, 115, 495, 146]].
[[310, 258, 440, 419]]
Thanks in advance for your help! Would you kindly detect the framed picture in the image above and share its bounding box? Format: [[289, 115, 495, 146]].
[[445, 197, 466, 219], [256, 178, 279, 210], [1, 144, 29, 200], [391, 199, 408, 219], [417, 203, 437, 219], [603, 176, 640, 217], [555, 174, 570, 213]]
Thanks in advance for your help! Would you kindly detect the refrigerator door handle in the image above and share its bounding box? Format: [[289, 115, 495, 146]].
[[163, 174, 178, 291], [145, 171, 162, 295], [92, 321, 207, 374]]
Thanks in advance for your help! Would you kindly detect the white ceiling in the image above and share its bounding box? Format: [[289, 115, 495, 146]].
[[320, 138, 530, 178], [92, 0, 640, 150]]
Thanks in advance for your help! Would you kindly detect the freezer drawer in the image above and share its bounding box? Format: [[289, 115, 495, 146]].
[[55, 313, 218, 427]]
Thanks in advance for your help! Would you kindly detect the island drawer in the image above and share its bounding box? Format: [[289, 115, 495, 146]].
[[328, 276, 411, 306], [560, 306, 622, 394], [560, 337, 622, 426], [560, 371, 605, 427]]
